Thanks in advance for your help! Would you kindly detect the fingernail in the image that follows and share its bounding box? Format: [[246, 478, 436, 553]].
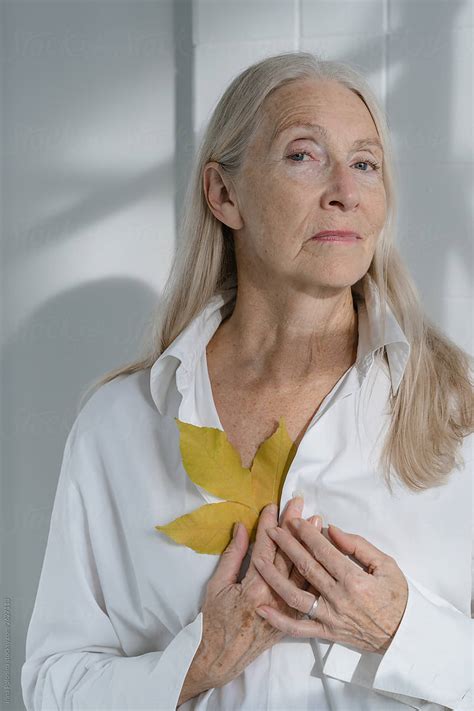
[[291, 491, 305, 511], [267, 503, 277, 514]]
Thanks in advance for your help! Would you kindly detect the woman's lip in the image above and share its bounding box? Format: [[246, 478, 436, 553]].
[[311, 235, 360, 242], [310, 230, 361, 241]]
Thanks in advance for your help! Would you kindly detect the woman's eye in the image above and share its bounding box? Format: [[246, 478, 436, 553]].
[[287, 150, 313, 162], [353, 160, 381, 172], [286, 152, 381, 172]]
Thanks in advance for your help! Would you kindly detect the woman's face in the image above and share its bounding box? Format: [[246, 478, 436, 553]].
[[231, 78, 387, 293]]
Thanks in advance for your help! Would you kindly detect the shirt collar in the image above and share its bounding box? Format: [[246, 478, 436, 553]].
[[150, 273, 410, 415], [355, 272, 411, 396]]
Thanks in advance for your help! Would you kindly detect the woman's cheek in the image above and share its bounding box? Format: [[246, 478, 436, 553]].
[[368, 189, 387, 224], [281, 163, 325, 183]]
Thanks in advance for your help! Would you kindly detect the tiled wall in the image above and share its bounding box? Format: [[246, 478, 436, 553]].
[[191, 0, 473, 354]]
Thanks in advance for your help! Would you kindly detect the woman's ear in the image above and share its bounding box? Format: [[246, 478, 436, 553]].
[[203, 162, 243, 230]]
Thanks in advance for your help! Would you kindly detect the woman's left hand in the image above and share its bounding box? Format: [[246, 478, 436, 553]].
[[252, 518, 408, 654]]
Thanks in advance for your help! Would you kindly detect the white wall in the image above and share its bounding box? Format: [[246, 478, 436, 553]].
[[1, 2, 176, 708], [1, 1, 472, 708]]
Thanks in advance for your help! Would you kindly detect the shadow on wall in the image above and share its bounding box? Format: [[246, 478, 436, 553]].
[[3, 2, 177, 705], [3, 277, 160, 709]]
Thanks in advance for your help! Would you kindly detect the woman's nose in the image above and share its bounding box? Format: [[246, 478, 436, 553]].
[[319, 164, 360, 211]]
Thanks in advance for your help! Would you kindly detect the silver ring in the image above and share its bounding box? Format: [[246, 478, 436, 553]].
[[302, 595, 320, 620]]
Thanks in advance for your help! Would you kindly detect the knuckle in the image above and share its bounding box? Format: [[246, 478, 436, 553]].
[[245, 581, 268, 606], [345, 572, 366, 594], [261, 503, 276, 519], [288, 591, 302, 610], [288, 621, 307, 638], [296, 558, 314, 579], [289, 568, 307, 587]]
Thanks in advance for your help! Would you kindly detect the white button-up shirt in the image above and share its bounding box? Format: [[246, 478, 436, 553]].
[[21, 273, 473, 711]]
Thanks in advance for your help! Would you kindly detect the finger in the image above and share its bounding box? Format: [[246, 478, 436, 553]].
[[208, 520, 250, 591], [267, 525, 337, 598], [288, 515, 323, 590], [306, 582, 321, 600], [327, 525, 387, 575], [288, 519, 352, 581], [253, 554, 318, 616], [246, 503, 279, 579], [273, 496, 305, 577], [254, 604, 334, 641]]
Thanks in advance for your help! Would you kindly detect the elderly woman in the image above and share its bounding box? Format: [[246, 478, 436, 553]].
[[22, 52, 472, 711]]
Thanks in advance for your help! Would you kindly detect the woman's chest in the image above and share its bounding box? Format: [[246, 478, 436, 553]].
[[93, 364, 472, 655], [207, 369, 349, 470], [100, 403, 471, 657]]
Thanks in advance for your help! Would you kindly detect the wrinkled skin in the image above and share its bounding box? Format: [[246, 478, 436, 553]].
[[186, 499, 321, 692], [254, 518, 408, 654]]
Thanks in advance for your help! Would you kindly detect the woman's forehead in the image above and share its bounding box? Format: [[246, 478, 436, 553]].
[[258, 86, 380, 150], [262, 83, 375, 133]]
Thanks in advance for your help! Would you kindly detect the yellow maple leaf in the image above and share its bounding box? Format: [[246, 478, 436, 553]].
[[154, 416, 298, 554]]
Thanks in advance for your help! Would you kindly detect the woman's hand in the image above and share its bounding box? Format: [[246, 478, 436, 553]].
[[180, 497, 320, 701], [253, 518, 409, 654]]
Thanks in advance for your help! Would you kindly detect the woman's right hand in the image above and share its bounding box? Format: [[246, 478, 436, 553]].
[[178, 497, 322, 703]]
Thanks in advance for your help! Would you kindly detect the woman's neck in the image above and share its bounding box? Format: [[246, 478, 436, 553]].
[[208, 296, 359, 391]]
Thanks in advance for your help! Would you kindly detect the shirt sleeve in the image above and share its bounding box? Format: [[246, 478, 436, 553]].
[[321, 436, 474, 711], [20, 423, 205, 711], [321, 572, 473, 710]]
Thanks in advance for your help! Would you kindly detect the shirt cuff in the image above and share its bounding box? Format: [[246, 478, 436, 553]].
[[66, 612, 205, 711], [157, 611, 205, 709], [321, 574, 473, 710]]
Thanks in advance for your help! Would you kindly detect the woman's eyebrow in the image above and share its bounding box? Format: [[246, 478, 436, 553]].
[[271, 120, 329, 143], [271, 120, 384, 154]]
